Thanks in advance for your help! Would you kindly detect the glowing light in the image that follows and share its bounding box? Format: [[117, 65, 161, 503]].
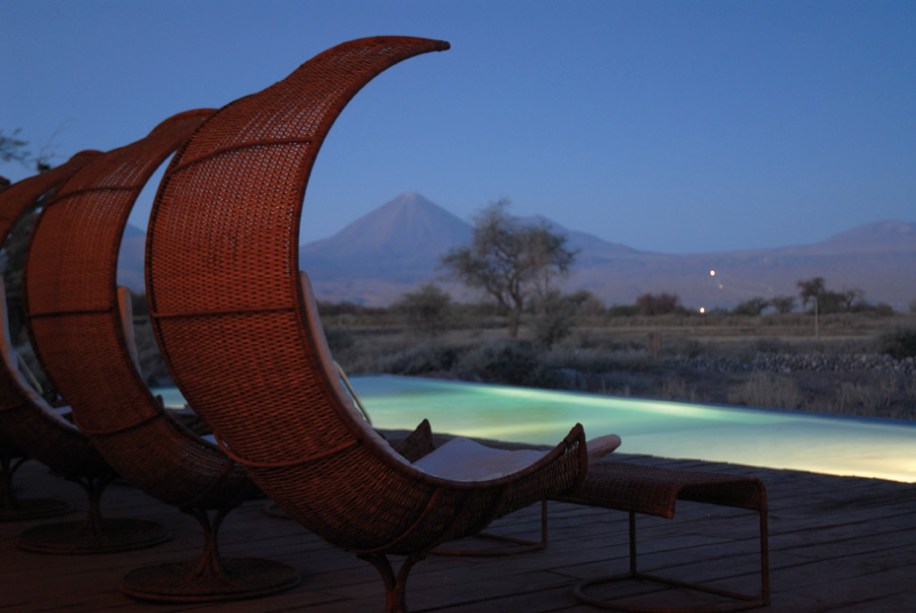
[[699, 307, 706, 314], [709, 269, 717, 277]]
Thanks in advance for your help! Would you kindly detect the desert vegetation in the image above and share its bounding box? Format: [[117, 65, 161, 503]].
[[7, 268, 914, 422], [2, 188, 913, 423], [319, 296, 916, 422]]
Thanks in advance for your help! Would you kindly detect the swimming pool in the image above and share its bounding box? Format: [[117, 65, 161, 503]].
[[154, 375, 916, 483]]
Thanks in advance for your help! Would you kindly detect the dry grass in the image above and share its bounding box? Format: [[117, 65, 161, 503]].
[[26, 307, 904, 422], [327, 311, 916, 422]]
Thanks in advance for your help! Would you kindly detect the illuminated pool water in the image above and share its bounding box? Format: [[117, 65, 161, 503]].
[[154, 374, 916, 483]]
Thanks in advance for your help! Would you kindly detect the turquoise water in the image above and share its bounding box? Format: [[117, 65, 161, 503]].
[[154, 374, 916, 483]]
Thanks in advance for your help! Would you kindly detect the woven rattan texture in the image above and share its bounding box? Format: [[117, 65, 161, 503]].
[[557, 460, 766, 518], [22, 110, 266, 509], [0, 152, 109, 476], [146, 36, 588, 556]]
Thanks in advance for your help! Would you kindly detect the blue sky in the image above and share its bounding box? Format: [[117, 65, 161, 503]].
[[3, 0, 914, 253]]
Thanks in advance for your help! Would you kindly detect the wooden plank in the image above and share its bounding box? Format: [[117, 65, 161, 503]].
[[3, 457, 916, 611]]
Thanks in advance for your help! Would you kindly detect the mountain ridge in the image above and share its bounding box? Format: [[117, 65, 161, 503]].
[[117, 192, 916, 310], [298, 193, 915, 309]]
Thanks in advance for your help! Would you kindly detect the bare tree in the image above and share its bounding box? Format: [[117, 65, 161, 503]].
[[441, 199, 576, 337], [0, 129, 30, 165], [796, 277, 826, 311]]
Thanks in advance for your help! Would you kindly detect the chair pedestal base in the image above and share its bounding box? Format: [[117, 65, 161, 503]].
[[17, 517, 171, 554], [122, 504, 300, 602], [0, 497, 73, 522], [121, 557, 301, 603], [1, 445, 74, 522]]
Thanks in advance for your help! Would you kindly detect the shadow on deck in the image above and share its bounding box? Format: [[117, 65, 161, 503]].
[[2, 453, 915, 611]]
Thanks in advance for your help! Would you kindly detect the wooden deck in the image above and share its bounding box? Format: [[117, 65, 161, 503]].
[[2, 453, 915, 612]]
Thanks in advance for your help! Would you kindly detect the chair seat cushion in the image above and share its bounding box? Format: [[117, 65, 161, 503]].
[[413, 437, 547, 481]]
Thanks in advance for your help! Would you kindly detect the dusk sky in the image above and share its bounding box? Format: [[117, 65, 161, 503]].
[[3, 1, 914, 254]]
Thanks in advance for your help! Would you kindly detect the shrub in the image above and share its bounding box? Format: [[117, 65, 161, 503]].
[[393, 283, 452, 336], [530, 290, 576, 348], [375, 343, 460, 376], [324, 326, 355, 355], [635, 292, 684, 316], [732, 297, 769, 316], [455, 339, 558, 387], [879, 327, 916, 360], [727, 373, 802, 410]]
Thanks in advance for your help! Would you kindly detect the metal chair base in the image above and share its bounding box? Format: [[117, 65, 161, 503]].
[[432, 500, 548, 557], [575, 572, 768, 612], [121, 557, 301, 603], [573, 510, 769, 612]]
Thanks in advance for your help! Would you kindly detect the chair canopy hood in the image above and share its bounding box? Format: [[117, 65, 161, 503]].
[[146, 36, 586, 556], [0, 151, 102, 239], [23, 109, 261, 509], [0, 151, 107, 476]]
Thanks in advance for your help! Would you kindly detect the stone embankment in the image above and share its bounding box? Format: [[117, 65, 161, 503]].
[[667, 352, 916, 375]]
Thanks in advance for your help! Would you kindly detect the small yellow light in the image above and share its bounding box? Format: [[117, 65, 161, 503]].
[[709, 269, 717, 277]]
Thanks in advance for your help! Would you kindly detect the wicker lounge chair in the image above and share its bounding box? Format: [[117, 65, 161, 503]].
[[0, 154, 170, 552], [23, 110, 301, 601], [0, 159, 85, 523], [145, 36, 588, 611]]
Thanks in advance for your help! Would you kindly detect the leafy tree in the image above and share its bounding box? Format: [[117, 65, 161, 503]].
[[770, 295, 796, 314], [818, 289, 855, 314], [796, 277, 825, 310], [566, 289, 606, 318], [394, 283, 452, 336], [840, 288, 865, 311], [797, 277, 867, 314], [441, 199, 576, 337]]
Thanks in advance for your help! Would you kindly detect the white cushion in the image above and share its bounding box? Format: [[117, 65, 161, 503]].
[[413, 437, 547, 482], [588, 433, 622, 459]]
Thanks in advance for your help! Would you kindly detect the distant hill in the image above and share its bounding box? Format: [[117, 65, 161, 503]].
[[117, 193, 916, 310], [568, 219, 916, 311], [302, 192, 471, 261], [298, 194, 916, 309], [297, 192, 471, 303]]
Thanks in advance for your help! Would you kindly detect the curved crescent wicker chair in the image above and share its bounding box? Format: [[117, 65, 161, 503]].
[[23, 110, 301, 601], [0, 153, 171, 552], [0, 166, 170, 554], [0, 160, 98, 521], [1, 153, 167, 548], [145, 36, 588, 611]]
